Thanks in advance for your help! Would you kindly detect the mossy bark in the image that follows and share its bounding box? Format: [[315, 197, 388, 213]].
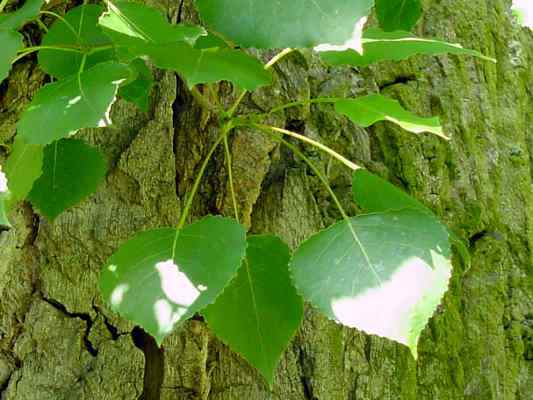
[[1, 0, 532, 399]]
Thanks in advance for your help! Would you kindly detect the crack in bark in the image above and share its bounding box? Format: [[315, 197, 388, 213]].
[[131, 327, 165, 400]]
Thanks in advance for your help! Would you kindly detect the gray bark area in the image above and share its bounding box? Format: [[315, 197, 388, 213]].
[[0, 0, 532, 398]]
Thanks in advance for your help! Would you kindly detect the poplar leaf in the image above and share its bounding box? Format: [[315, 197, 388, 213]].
[[321, 28, 495, 67], [375, 0, 422, 32], [290, 209, 452, 358], [203, 235, 303, 385], [38, 5, 115, 79], [335, 94, 446, 138], [0, 0, 44, 30], [0, 29, 23, 83], [17, 61, 132, 145], [99, 216, 247, 345], [28, 139, 107, 220], [196, 0, 374, 50]]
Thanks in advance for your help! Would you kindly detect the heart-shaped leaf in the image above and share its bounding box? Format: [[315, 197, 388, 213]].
[[0, 30, 23, 83], [203, 235, 303, 385], [100, 216, 247, 345], [4, 136, 43, 210], [335, 94, 446, 138], [0, 0, 43, 30], [17, 61, 132, 145], [28, 139, 107, 220], [196, 0, 374, 50], [375, 0, 422, 32], [290, 209, 452, 357], [38, 5, 116, 79], [321, 28, 495, 67]]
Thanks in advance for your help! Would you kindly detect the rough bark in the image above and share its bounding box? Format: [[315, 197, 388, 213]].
[[1, 0, 532, 399]]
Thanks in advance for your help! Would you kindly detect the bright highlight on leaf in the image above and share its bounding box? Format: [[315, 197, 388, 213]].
[[321, 28, 496, 67], [38, 5, 115, 79], [375, 0, 422, 32], [290, 209, 452, 357], [335, 94, 446, 138], [17, 61, 132, 145], [196, 0, 374, 50], [512, 0, 533, 28], [4, 137, 43, 210], [0, 167, 10, 228], [28, 139, 107, 220], [100, 216, 247, 345], [203, 235, 303, 385]]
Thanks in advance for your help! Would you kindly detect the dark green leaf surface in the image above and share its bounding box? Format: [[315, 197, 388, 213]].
[[100, 216, 247, 345], [4, 137, 43, 210], [290, 209, 452, 357], [17, 61, 132, 145], [98, 1, 205, 61], [28, 139, 107, 220], [321, 28, 495, 67], [0, 29, 23, 83], [335, 94, 445, 138], [375, 0, 422, 32], [118, 58, 153, 112], [0, 168, 10, 228], [203, 235, 303, 385], [0, 0, 43, 30], [196, 0, 374, 49], [38, 5, 115, 78]]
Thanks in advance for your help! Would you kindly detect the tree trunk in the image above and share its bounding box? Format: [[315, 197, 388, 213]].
[[1, 0, 532, 399]]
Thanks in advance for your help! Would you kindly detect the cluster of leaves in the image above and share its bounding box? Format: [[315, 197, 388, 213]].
[[0, 0, 495, 385]]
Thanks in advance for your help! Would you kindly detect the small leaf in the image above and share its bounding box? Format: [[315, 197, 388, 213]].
[[98, 1, 205, 61], [17, 61, 132, 145], [100, 216, 247, 345], [0, 29, 23, 83], [38, 5, 115, 78], [196, 0, 374, 50], [375, 0, 422, 32], [28, 139, 107, 220], [335, 94, 446, 138], [321, 28, 495, 67], [4, 136, 43, 210], [203, 235, 303, 385], [0, 0, 44, 30], [290, 209, 452, 357], [118, 58, 153, 112], [0, 167, 11, 228]]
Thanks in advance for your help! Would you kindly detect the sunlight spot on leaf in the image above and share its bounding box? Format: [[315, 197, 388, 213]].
[[512, 0, 533, 28], [155, 259, 201, 307], [67, 96, 82, 108], [314, 17, 367, 54], [110, 283, 129, 307], [0, 169, 8, 193], [108, 264, 118, 273]]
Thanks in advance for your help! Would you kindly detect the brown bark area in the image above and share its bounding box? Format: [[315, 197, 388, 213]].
[[0, 0, 532, 399]]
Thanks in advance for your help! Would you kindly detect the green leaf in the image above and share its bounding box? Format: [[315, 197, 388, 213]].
[[0, 167, 11, 228], [4, 136, 43, 210], [118, 58, 153, 112], [290, 209, 452, 357], [320, 28, 496, 67], [38, 5, 115, 79], [196, 0, 374, 50], [375, 0, 422, 32], [203, 235, 303, 385], [98, 1, 205, 61], [28, 139, 107, 220], [17, 61, 132, 145], [0, 0, 44, 30], [99, 216, 247, 345], [335, 94, 446, 138], [194, 32, 229, 50], [0, 29, 23, 83]]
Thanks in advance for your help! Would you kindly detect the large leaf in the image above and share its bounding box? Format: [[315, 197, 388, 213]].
[[203, 235, 303, 385], [321, 28, 495, 67], [28, 139, 107, 220], [118, 58, 153, 112], [0, 29, 23, 83], [196, 0, 374, 50], [100, 216, 247, 345], [0, 0, 43, 30], [17, 61, 132, 145], [375, 0, 422, 32], [38, 5, 115, 79], [4, 136, 43, 210], [98, 1, 205, 61], [335, 94, 446, 138], [290, 209, 452, 357], [0, 167, 10, 228]]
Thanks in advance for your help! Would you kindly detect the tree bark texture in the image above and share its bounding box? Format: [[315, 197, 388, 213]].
[[0, 0, 532, 399]]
